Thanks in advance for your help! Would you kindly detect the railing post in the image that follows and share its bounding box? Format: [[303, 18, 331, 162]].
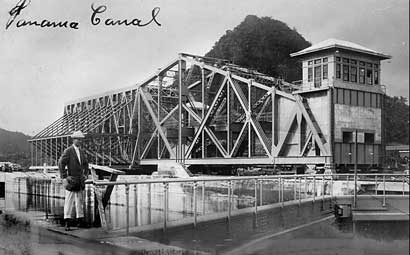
[[294, 175, 297, 201], [202, 181, 205, 215], [259, 180, 263, 206], [375, 175, 378, 195], [313, 175, 316, 203], [281, 177, 284, 208], [304, 176, 307, 199], [330, 174, 334, 201], [353, 173, 357, 209], [281, 178, 286, 206], [227, 180, 232, 221], [402, 176, 405, 196], [298, 176, 301, 206], [125, 183, 129, 235], [346, 175, 349, 195], [278, 177, 282, 207], [18, 178, 21, 195], [163, 182, 169, 232], [254, 179, 258, 215], [382, 175, 386, 207], [322, 175, 325, 202], [45, 180, 49, 220], [193, 181, 197, 228]]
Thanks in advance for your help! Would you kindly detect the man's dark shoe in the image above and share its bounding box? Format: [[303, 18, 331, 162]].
[[64, 219, 70, 231]]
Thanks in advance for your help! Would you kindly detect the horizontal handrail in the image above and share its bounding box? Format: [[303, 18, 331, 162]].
[[92, 173, 409, 186]]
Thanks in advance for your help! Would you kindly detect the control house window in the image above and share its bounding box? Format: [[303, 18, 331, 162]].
[[343, 64, 349, 81], [336, 64, 341, 79], [350, 66, 357, 82], [366, 63, 373, 85], [335, 57, 379, 85], [359, 67, 365, 84], [364, 133, 374, 144], [323, 64, 328, 79], [314, 65, 322, 87], [308, 67, 313, 82], [374, 70, 379, 85], [343, 132, 353, 143], [335, 88, 382, 108], [307, 57, 328, 87]]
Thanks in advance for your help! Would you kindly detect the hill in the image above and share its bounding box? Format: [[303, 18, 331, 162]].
[[0, 127, 31, 167], [206, 15, 311, 82]]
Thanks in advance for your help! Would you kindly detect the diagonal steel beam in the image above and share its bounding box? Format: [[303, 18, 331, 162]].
[[183, 104, 228, 157], [138, 59, 179, 89], [300, 131, 313, 156], [131, 91, 141, 164], [139, 105, 178, 159], [273, 106, 298, 157], [231, 74, 296, 101], [229, 121, 248, 157], [229, 76, 272, 157], [187, 92, 199, 115], [140, 131, 157, 159], [228, 76, 249, 112], [256, 96, 271, 120], [140, 91, 176, 159], [187, 72, 213, 89], [181, 57, 228, 77], [204, 127, 228, 157], [249, 117, 272, 158], [184, 76, 227, 157], [294, 95, 329, 155]]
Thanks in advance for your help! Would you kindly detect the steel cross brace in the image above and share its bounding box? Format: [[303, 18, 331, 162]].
[[140, 90, 176, 159], [185, 76, 228, 157]]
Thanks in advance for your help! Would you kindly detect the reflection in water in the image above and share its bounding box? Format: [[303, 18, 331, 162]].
[[145, 216, 409, 254], [4, 174, 309, 230], [352, 220, 409, 241]]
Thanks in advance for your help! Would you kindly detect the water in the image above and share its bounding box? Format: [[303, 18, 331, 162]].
[[229, 219, 409, 255], [134, 216, 409, 254]]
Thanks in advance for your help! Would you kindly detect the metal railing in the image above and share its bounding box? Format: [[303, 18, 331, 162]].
[[92, 173, 409, 234]]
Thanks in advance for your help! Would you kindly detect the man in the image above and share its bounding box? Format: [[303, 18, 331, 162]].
[[59, 130, 89, 231]]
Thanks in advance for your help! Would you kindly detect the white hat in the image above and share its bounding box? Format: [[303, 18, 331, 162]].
[[71, 130, 86, 139]]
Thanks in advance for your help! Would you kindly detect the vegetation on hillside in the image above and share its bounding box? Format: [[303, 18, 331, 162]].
[[384, 96, 409, 145], [206, 15, 311, 82], [0, 128, 31, 167]]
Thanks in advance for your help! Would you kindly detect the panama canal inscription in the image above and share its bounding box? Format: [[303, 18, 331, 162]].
[[5, 0, 161, 30]]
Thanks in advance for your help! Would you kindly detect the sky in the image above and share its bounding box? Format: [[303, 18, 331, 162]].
[[0, 0, 408, 136]]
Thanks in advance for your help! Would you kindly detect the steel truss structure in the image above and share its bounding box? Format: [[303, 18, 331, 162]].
[[29, 53, 332, 169]]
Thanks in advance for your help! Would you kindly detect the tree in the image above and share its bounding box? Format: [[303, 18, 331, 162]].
[[384, 96, 409, 145], [206, 15, 311, 82]]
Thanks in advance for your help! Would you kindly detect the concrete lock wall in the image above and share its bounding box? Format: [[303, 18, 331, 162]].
[[136, 197, 334, 244]]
